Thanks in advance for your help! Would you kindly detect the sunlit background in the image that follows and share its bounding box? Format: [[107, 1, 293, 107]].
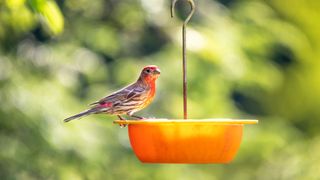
[[1, 0, 320, 179]]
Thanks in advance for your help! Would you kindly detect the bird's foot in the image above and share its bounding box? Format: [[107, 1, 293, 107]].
[[119, 124, 126, 128], [117, 115, 127, 128]]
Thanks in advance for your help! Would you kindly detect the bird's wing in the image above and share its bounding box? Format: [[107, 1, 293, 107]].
[[89, 83, 147, 107]]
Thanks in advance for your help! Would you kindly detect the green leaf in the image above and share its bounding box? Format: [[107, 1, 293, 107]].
[[28, 0, 64, 35]]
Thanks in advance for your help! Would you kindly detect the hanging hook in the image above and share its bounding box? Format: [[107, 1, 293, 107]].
[[171, 0, 195, 119], [171, 0, 195, 25]]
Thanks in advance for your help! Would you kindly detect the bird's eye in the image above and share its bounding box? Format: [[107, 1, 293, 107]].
[[145, 69, 151, 73]]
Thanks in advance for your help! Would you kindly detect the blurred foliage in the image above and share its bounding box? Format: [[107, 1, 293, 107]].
[[1, 0, 320, 179]]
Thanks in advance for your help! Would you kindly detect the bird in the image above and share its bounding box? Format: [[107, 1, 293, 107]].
[[64, 65, 161, 123]]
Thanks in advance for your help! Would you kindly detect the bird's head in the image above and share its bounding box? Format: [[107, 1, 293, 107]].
[[139, 65, 161, 84]]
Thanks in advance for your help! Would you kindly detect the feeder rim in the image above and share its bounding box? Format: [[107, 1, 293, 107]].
[[113, 119, 258, 125]]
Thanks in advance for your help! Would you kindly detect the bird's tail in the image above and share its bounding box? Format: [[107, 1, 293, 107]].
[[64, 109, 97, 122]]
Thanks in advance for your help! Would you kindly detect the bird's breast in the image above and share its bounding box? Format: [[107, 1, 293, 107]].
[[139, 85, 156, 109]]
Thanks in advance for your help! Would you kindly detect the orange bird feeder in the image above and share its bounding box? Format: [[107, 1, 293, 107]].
[[114, 119, 257, 163], [114, 0, 258, 164]]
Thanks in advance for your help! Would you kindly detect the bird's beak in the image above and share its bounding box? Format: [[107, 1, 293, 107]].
[[154, 68, 161, 75]]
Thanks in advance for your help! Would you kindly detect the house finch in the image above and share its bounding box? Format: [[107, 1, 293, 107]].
[[64, 65, 161, 122]]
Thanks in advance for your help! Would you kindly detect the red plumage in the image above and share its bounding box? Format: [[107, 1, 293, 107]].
[[64, 65, 161, 122]]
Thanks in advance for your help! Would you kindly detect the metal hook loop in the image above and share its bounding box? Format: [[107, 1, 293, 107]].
[[171, 0, 195, 26]]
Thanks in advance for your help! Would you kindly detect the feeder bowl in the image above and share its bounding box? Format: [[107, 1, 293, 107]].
[[114, 119, 258, 164]]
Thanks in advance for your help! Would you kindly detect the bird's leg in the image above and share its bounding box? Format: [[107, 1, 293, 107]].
[[117, 115, 125, 120], [129, 115, 145, 120], [117, 115, 127, 128]]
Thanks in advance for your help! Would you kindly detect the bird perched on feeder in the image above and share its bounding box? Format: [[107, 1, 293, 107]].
[[64, 65, 161, 123]]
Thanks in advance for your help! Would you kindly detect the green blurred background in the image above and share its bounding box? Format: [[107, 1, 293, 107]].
[[1, 0, 320, 179]]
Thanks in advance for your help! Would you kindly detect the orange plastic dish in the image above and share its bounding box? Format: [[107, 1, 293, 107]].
[[114, 119, 258, 164]]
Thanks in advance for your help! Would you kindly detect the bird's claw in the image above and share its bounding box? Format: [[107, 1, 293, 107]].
[[117, 115, 127, 128], [119, 123, 127, 128]]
